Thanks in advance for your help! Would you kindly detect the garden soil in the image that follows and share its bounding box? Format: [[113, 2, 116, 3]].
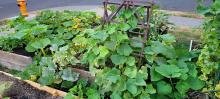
[[0, 72, 63, 99]]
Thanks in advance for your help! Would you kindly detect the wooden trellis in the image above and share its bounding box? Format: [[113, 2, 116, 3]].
[[102, 0, 154, 66]]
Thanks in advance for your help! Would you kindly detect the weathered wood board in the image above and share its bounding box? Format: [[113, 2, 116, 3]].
[[0, 50, 32, 71]]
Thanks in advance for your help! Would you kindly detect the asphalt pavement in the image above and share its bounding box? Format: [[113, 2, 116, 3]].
[[0, 0, 212, 19]]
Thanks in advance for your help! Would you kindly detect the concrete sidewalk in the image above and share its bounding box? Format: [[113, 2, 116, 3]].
[[0, 5, 203, 36], [49, 5, 204, 28]]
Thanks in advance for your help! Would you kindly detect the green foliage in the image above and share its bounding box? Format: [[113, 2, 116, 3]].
[[0, 5, 205, 99], [197, 0, 220, 94]]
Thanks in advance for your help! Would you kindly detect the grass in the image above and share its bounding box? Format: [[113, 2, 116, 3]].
[[170, 26, 202, 49], [160, 10, 204, 19]]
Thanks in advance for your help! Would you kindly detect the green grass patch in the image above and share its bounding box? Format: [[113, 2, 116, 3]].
[[170, 27, 202, 49]]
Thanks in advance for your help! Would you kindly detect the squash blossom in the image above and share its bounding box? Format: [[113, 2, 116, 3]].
[[72, 18, 81, 29]]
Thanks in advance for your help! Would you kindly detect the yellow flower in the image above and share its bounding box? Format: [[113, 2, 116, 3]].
[[215, 83, 220, 98], [72, 18, 81, 23]]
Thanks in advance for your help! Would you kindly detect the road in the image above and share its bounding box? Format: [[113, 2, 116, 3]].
[[0, 0, 211, 19]]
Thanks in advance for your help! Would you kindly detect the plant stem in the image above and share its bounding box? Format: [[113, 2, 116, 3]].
[[41, 48, 46, 56]]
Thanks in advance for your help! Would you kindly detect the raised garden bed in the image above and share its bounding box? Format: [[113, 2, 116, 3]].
[[0, 71, 67, 99]]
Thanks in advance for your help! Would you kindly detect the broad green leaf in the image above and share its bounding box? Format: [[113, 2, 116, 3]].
[[212, 1, 220, 14], [92, 32, 108, 41], [135, 73, 146, 86], [31, 38, 51, 49], [63, 21, 74, 27], [197, 5, 210, 15], [117, 43, 133, 56], [113, 77, 127, 91], [40, 57, 56, 68], [130, 37, 143, 48], [98, 46, 109, 58], [111, 55, 127, 65], [151, 41, 176, 58], [160, 34, 176, 43], [61, 81, 74, 89], [61, 68, 79, 82], [87, 88, 101, 99], [124, 66, 137, 78], [120, 23, 131, 31], [150, 67, 164, 81], [105, 41, 117, 51], [106, 68, 121, 83], [31, 25, 48, 35], [138, 66, 148, 80], [38, 67, 56, 85], [175, 81, 190, 96], [156, 81, 172, 95], [186, 77, 205, 90], [51, 38, 65, 46], [110, 33, 129, 43], [126, 79, 138, 95], [110, 91, 122, 99], [126, 56, 136, 66], [146, 84, 156, 94], [13, 29, 29, 39], [155, 64, 181, 78], [139, 91, 151, 99], [25, 42, 36, 52]]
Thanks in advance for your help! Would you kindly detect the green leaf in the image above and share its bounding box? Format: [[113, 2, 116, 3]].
[[126, 56, 136, 66], [151, 41, 176, 58], [135, 73, 146, 86], [139, 91, 151, 99], [156, 81, 172, 95], [13, 29, 29, 39], [106, 68, 121, 83], [124, 66, 137, 78], [138, 66, 148, 80], [51, 38, 65, 46], [31, 38, 51, 49], [87, 88, 101, 99], [130, 37, 143, 48], [31, 25, 48, 35], [155, 64, 181, 78], [160, 34, 176, 43], [120, 23, 131, 31], [175, 81, 190, 96], [61, 81, 74, 89], [105, 41, 117, 51], [64, 93, 76, 99], [150, 67, 164, 81], [111, 55, 127, 65], [63, 21, 74, 27], [110, 33, 129, 43], [117, 43, 133, 56], [146, 84, 156, 94], [92, 32, 108, 41], [61, 68, 79, 82], [186, 77, 205, 90], [98, 46, 109, 58], [38, 67, 56, 85], [126, 79, 138, 95], [113, 77, 127, 91], [110, 91, 122, 99], [212, 1, 220, 14]]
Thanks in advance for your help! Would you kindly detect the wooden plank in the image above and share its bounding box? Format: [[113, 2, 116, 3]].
[[0, 71, 70, 97], [0, 50, 32, 71]]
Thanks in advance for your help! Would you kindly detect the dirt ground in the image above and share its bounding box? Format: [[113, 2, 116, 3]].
[[0, 72, 63, 99]]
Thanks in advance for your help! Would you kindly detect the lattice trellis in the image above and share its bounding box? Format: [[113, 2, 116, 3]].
[[102, 0, 154, 66]]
